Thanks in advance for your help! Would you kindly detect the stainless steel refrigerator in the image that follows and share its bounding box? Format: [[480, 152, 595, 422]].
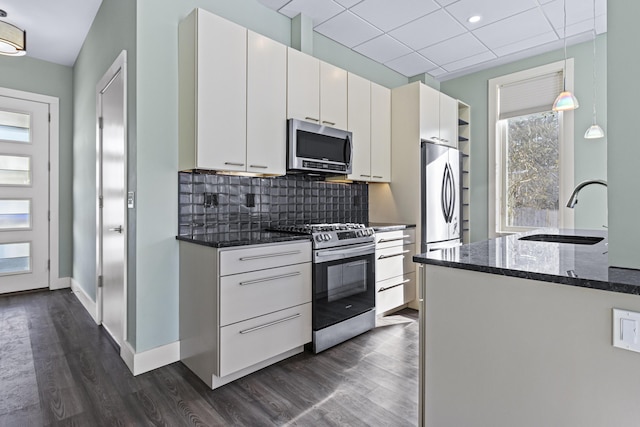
[[420, 140, 461, 254]]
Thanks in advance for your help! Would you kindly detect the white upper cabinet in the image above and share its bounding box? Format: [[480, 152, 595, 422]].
[[419, 84, 440, 144], [246, 31, 287, 175], [179, 9, 247, 171], [287, 48, 320, 123], [320, 61, 348, 130], [347, 73, 371, 181], [370, 82, 391, 182], [179, 9, 287, 175], [419, 84, 458, 148], [438, 93, 458, 147], [287, 49, 348, 130]]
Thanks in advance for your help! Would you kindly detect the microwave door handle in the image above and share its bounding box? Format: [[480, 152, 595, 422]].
[[345, 135, 352, 164]]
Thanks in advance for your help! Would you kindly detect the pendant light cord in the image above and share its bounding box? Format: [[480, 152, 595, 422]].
[[591, 0, 598, 124], [563, 0, 568, 91]]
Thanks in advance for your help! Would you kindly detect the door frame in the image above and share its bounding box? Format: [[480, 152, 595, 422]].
[[0, 87, 60, 290], [96, 50, 128, 340]]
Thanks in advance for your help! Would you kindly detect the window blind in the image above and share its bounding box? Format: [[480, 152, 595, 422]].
[[498, 71, 563, 120]]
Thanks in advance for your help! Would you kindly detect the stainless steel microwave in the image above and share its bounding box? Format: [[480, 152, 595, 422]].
[[287, 119, 353, 174]]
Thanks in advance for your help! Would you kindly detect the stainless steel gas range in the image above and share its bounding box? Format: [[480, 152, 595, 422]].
[[269, 223, 376, 353]]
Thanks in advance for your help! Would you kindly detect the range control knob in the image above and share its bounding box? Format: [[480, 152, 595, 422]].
[[315, 235, 323, 242], [324, 233, 331, 241]]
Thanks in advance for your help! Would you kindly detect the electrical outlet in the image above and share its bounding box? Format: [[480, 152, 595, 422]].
[[204, 193, 218, 208], [246, 193, 256, 208]]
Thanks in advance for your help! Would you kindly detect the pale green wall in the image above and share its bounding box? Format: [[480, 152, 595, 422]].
[[73, 0, 136, 343], [607, 2, 640, 269], [0, 56, 73, 279], [441, 36, 608, 241], [133, 0, 406, 352]]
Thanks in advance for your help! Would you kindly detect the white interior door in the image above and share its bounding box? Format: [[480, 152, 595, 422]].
[[0, 96, 49, 294], [98, 52, 127, 346]]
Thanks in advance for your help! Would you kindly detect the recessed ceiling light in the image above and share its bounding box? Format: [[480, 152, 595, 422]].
[[468, 15, 481, 23]]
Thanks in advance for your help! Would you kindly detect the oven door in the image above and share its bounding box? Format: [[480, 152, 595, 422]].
[[312, 243, 375, 330]]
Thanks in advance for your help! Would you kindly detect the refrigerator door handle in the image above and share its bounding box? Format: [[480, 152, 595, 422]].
[[447, 162, 456, 223], [441, 165, 448, 223]]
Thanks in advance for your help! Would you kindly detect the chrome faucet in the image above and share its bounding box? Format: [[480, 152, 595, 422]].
[[566, 179, 607, 208]]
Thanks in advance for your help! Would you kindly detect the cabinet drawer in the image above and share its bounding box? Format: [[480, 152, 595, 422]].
[[219, 241, 311, 276], [375, 229, 416, 249], [219, 303, 311, 377], [220, 263, 311, 326], [376, 273, 416, 315], [376, 244, 415, 282]]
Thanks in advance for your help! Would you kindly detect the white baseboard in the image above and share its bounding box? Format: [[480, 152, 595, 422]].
[[121, 341, 180, 376], [70, 278, 98, 324], [50, 276, 71, 290]]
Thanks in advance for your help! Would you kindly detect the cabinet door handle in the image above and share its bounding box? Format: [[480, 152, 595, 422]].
[[378, 250, 410, 260], [305, 116, 319, 122], [322, 120, 336, 126], [249, 164, 268, 169], [360, 174, 371, 178], [372, 175, 383, 179], [239, 271, 301, 286], [378, 235, 412, 243], [379, 279, 411, 292], [239, 313, 301, 334], [239, 250, 301, 261], [224, 162, 245, 167]]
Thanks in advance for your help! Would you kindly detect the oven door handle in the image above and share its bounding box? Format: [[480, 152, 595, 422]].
[[314, 243, 376, 262]]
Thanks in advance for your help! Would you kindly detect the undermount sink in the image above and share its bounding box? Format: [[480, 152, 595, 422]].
[[518, 234, 604, 245]]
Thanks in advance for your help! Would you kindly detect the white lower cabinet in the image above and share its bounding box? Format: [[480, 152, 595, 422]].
[[179, 240, 312, 389], [375, 228, 416, 315]]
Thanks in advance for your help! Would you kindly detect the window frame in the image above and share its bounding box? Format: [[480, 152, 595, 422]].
[[488, 60, 575, 237]]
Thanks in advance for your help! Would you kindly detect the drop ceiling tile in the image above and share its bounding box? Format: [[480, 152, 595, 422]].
[[258, 0, 291, 10], [384, 53, 438, 77], [473, 8, 554, 50], [315, 11, 383, 48], [542, 0, 595, 30], [279, 0, 345, 25], [442, 50, 497, 72], [492, 31, 558, 57], [428, 67, 448, 77], [335, 0, 364, 8], [354, 34, 413, 63], [350, 0, 441, 32], [446, 0, 538, 30], [389, 10, 466, 50], [418, 33, 488, 67]]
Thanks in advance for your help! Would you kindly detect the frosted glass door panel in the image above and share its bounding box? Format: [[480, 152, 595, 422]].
[[0, 111, 30, 143], [0, 199, 30, 229], [0, 242, 30, 274], [0, 155, 30, 185]]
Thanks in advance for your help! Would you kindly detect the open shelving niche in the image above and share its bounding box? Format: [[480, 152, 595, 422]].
[[458, 101, 471, 244]]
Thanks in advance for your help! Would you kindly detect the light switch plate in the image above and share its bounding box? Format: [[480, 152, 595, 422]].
[[613, 308, 640, 353], [127, 191, 135, 209]]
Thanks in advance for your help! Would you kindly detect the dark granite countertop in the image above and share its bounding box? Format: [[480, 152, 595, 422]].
[[176, 232, 311, 248], [413, 228, 640, 296], [369, 222, 416, 232]]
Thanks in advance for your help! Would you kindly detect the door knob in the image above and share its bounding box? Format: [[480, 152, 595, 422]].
[[108, 225, 123, 233]]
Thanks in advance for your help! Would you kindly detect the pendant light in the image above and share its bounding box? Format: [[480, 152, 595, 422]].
[[552, 0, 579, 112], [0, 10, 26, 57], [584, 0, 604, 139]]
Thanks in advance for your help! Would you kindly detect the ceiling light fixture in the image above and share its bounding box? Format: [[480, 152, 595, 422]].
[[552, 0, 578, 112], [467, 15, 481, 23], [0, 10, 26, 57], [584, 0, 604, 139]]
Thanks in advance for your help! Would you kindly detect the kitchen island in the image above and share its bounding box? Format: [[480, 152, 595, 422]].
[[414, 229, 640, 427]]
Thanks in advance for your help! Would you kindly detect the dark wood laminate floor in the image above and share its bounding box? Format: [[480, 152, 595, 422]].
[[0, 290, 418, 426]]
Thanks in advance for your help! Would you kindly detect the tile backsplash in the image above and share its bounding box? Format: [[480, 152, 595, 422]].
[[178, 171, 369, 235]]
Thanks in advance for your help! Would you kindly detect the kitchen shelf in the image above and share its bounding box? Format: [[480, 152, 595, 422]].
[[458, 100, 470, 244]]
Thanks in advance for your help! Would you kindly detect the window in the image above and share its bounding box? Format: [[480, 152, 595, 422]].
[[488, 60, 575, 236]]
